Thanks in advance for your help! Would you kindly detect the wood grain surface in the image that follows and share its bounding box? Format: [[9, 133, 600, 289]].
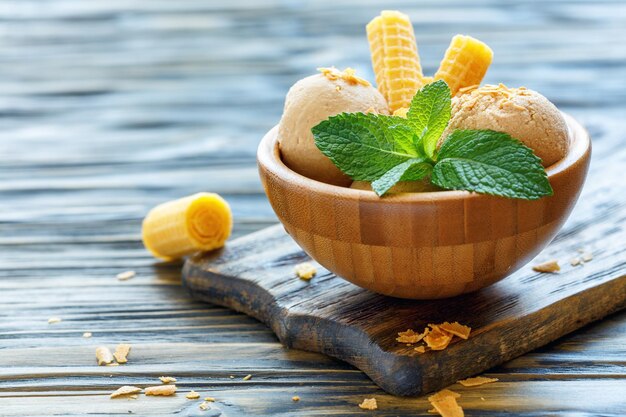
[[1, 0, 625, 415], [183, 216, 625, 396]]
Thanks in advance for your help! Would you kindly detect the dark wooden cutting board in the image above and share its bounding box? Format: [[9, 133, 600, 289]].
[[182, 219, 625, 396]]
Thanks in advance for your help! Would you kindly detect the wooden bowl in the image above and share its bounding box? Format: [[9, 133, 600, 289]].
[[257, 114, 591, 299]]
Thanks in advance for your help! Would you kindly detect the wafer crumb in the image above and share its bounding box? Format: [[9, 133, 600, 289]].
[[48, 317, 62, 324], [294, 262, 317, 280], [145, 384, 177, 396], [396, 329, 428, 344], [428, 389, 463, 417], [116, 270, 136, 281], [358, 398, 377, 410], [533, 259, 560, 273], [229, 375, 234, 379], [204, 397, 215, 402], [458, 376, 499, 387], [398, 322, 471, 353], [570, 257, 582, 266], [242, 374, 252, 381], [82, 332, 92, 338], [96, 346, 114, 366], [110, 385, 142, 399], [113, 343, 131, 364], [159, 376, 177, 384], [581, 252, 593, 262], [186, 390, 200, 400], [429, 389, 461, 402], [199, 401, 210, 410], [318, 67, 370, 86], [439, 322, 471, 340], [424, 325, 453, 351], [430, 395, 463, 417], [292, 396, 300, 402]]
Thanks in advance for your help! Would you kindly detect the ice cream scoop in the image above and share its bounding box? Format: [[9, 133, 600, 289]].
[[278, 68, 389, 186], [440, 84, 569, 167]]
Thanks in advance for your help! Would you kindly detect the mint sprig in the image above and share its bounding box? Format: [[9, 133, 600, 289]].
[[406, 80, 451, 158], [313, 113, 418, 181], [432, 130, 553, 199], [311, 80, 553, 199], [371, 157, 432, 196]]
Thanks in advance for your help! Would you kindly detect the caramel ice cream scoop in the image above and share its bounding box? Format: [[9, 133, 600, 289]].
[[441, 84, 569, 167], [278, 68, 389, 186]]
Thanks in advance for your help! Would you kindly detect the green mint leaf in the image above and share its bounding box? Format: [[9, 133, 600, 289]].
[[431, 130, 553, 200], [406, 80, 451, 159], [312, 113, 417, 181], [371, 158, 432, 196]]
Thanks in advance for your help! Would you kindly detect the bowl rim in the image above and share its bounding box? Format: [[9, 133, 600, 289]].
[[258, 112, 590, 203]]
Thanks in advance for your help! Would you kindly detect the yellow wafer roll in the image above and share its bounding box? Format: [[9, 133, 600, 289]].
[[434, 35, 493, 96], [142, 193, 232, 260], [366, 10, 424, 112]]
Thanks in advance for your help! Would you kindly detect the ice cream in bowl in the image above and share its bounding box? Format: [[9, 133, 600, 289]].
[[257, 11, 591, 299]]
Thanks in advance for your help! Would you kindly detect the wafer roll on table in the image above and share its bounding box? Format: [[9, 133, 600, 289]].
[[366, 10, 425, 112], [434, 34, 493, 95], [142, 192, 232, 260]]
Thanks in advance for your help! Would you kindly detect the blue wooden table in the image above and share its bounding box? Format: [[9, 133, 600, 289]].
[[1, 1, 625, 415]]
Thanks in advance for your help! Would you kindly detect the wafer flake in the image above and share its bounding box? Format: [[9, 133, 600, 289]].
[[532, 260, 560, 273], [186, 390, 200, 400], [414, 346, 426, 354], [358, 397, 378, 410], [318, 67, 370, 86], [110, 385, 142, 399], [424, 325, 453, 351], [292, 396, 300, 402], [199, 401, 210, 410], [396, 328, 428, 344], [581, 252, 593, 262], [113, 343, 131, 364], [429, 389, 461, 402], [570, 257, 582, 266], [294, 262, 317, 280], [145, 384, 177, 396], [204, 397, 215, 402], [116, 270, 136, 281], [439, 322, 471, 340], [458, 376, 499, 387], [242, 374, 252, 381], [48, 317, 62, 324], [82, 332, 92, 338], [159, 376, 177, 384], [96, 346, 114, 366], [429, 394, 464, 417]]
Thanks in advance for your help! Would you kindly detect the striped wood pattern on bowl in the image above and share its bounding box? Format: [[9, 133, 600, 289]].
[[257, 114, 591, 298]]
